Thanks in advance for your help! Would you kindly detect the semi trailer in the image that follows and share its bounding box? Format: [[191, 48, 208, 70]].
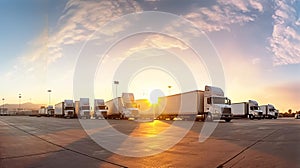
[[75, 98, 91, 119], [232, 100, 263, 119], [155, 85, 232, 122], [93, 99, 108, 119], [38, 105, 54, 117], [106, 93, 140, 119], [54, 100, 75, 118], [260, 104, 278, 119]]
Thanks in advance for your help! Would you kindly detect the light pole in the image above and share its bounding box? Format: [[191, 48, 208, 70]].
[[18, 94, 21, 111], [113, 81, 119, 112], [168, 85, 172, 95], [48, 90, 51, 106], [2, 98, 4, 114]]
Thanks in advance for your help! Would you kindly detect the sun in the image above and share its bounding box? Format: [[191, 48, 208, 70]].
[[128, 67, 180, 101]]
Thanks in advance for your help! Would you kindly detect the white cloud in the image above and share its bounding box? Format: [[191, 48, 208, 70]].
[[269, 0, 300, 65], [126, 34, 189, 57], [47, 0, 142, 64], [184, 0, 264, 32]]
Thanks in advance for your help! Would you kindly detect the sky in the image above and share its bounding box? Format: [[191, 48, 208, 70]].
[[0, 0, 300, 113]]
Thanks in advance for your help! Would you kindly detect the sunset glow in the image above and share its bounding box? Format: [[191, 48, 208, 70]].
[[0, 0, 299, 113]]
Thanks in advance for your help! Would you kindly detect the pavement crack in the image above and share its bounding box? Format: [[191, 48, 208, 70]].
[[216, 129, 280, 168], [0, 150, 65, 160]]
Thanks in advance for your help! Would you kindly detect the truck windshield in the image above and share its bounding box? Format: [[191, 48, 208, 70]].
[[81, 106, 90, 110], [212, 97, 230, 105], [250, 106, 260, 110], [65, 107, 74, 110], [96, 106, 107, 110]]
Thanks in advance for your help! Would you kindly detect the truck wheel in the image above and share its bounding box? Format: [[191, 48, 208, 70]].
[[249, 115, 254, 120], [225, 118, 231, 122], [206, 113, 213, 122]]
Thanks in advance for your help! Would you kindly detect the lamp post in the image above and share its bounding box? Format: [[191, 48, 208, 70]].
[[2, 98, 4, 114], [48, 90, 51, 106], [168, 85, 172, 95], [113, 81, 119, 112], [18, 94, 21, 111]]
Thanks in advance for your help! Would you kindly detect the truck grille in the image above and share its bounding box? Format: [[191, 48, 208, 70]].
[[222, 108, 231, 114]]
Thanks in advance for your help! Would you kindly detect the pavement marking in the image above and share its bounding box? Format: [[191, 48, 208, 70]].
[[216, 128, 280, 168], [0, 118, 128, 168]]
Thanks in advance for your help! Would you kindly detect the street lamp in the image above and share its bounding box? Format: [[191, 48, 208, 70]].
[[168, 85, 172, 95], [113, 81, 119, 112], [2, 98, 4, 114], [18, 94, 21, 111], [48, 90, 51, 105]]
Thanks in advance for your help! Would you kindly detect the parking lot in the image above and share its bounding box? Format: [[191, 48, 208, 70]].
[[1, 116, 300, 168]]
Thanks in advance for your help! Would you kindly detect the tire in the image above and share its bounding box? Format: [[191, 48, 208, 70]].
[[249, 114, 254, 120], [206, 113, 213, 122], [225, 118, 231, 122]]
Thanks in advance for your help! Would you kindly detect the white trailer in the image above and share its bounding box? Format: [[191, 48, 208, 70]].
[[260, 104, 278, 119], [54, 100, 75, 118], [106, 97, 123, 119], [105, 93, 140, 119], [77, 98, 90, 119], [232, 100, 263, 119], [136, 99, 154, 119], [38, 106, 48, 116], [156, 85, 232, 122], [93, 99, 108, 119]]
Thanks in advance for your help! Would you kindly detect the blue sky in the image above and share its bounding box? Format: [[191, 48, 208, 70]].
[[0, 0, 300, 112]]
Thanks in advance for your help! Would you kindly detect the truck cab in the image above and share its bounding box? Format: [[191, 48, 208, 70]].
[[261, 104, 278, 119], [248, 100, 263, 119], [94, 99, 108, 119], [121, 93, 140, 119], [203, 86, 232, 122]]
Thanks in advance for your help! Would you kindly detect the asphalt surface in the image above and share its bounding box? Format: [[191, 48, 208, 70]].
[[1, 116, 300, 168]]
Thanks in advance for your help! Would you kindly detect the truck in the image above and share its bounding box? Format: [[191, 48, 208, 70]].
[[93, 99, 108, 119], [155, 85, 232, 122], [54, 100, 75, 118], [38, 106, 47, 116], [75, 98, 90, 119], [47, 105, 54, 116], [39, 105, 54, 117], [260, 104, 278, 119], [105, 93, 140, 119], [232, 100, 263, 119]]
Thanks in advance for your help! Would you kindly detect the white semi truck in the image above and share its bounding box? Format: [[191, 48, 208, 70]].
[[232, 100, 263, 119], [93, 99, 108, 119], [54, 100, 75, 118], [155, 85, 232, 122], [106, 93, 140, 119], [38, 105, 54, 117], [75, 98, 91, 119], [260, 104, 278, 119], [38, 106, 47, 116]]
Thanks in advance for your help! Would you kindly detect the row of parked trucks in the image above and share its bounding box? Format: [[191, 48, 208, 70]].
[[38, 85, 278, 121], [232, 100, 278, 119]]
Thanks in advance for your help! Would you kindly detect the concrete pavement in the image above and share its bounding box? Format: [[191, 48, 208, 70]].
[[1, 116, 300, 168]]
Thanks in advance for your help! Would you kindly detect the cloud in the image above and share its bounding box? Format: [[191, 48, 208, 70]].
[[126, 34, 189, 57], [47, 0, 142, 64], [269, 0, 300, 65], [184, 0, 264, 32]]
